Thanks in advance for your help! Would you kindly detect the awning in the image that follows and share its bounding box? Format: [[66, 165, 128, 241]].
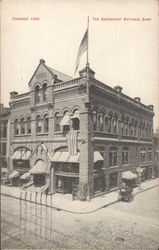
[[30, 160, 46, 174], [20, 172, 30, 180], [21, 150, 31, 160], [68, 153, 79, 163], [11, 149, 31, 160], [11, 151, 21, 160], [58, 152, 70, 162], [51, 151, 61, 162], [94, 151, 104, 163], [71, 113, 79, 119], [122, 171, 137, 180], [8, 170, 19, 179], [60, 114, 70, 126]]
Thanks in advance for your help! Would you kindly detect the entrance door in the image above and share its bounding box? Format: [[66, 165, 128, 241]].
[[33, 174, 45, 186], [64, 178, 72, 194]]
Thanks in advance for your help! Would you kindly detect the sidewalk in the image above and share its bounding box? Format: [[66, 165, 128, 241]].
[[1, 178, 159, 214]]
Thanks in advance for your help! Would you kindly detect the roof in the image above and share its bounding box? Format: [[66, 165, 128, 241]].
[[45, 64, 72, 82]]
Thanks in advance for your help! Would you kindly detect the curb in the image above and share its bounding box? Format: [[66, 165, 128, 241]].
[[1, 183, 158, 214]]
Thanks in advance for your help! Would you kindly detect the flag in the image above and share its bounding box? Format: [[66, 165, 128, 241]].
[[74, 29, 88, 75]]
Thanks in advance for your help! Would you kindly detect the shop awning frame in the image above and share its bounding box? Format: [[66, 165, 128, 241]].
[[60, 114, 70, 126], [30, 160, 46, 174]]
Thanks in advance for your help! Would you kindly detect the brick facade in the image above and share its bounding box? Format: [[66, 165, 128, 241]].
[[7, 59, 154, 200]]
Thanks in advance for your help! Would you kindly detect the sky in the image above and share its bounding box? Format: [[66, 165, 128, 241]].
[[1, 0, 158, 130]]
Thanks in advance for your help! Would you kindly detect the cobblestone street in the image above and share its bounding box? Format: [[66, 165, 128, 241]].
[[1, 186, 159, 249]]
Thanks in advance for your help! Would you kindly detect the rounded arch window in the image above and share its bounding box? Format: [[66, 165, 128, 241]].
[[72, 109, 80, 131], [109, 146, 118, 167], [35, 85, 40, 104], [20, 117, 25, 134], [36, 115, 42, 133], [108, 112, 113, 133], [54, 112, 61, 132], [27, 117, 31, 134], [14, 118, 19, 135], [44, 114, 49, 132], [98, 112, 104, 132], [92, 110, 97, 131], [42, 83, 47, 101]]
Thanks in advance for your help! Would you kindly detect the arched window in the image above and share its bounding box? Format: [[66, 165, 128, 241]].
[[36, 115, 42, 133], [108, 113, 112, 133], [113, 116, 118, 133], [20, 118, 25, 134], [129, 123, 133, 136], [44, 114, 49, 132], [104, 116, 108, 132], [27, 117, 31, 134], [72, 109, 80, 131], [122, 147, 129, 164], [98, 112, 104, 131], [55, 112, 61, 132], [42, 83, 47, 102], [92, 110, 97, 131], [109, 146, 118, 167], [62, 111, 70, 135], [14, 118, 19, 135], [35, 85, 40, 104]]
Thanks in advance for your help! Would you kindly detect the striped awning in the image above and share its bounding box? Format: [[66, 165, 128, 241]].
[[60, 114, 70, 126], [30, 160, 46, 174], [51, 151, 61, 162], [11, 149, 31, 160], [68, 153, 79, 163], [8, 170, 19, 179], [94, 151, 104, 163], [20, 172, 30, 180], [58, 152, 70, 162]]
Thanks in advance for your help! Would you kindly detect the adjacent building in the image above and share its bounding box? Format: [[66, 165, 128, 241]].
[[0, 104, 10, 175], [8, 59, 154, 200]]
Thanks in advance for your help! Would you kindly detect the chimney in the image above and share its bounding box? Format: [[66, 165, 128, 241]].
[[148, 105, 154, 111], [114, 85, 122, 93], [10, 91, 18, 98], [134, 97, 141, 103], [40, 58, 45, 64]]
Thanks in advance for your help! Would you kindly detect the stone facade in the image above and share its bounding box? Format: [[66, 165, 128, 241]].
[[7, 59, 154, 200]]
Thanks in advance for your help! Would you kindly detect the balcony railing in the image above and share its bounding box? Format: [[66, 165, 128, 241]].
[[53, 77, 85, 91], [94, 131, 118, 139]]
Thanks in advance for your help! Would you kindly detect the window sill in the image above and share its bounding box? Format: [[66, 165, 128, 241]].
[[14, 134, 31, 137]]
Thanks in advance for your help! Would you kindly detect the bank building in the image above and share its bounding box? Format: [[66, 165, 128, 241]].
[[7, 58, 154, 200]]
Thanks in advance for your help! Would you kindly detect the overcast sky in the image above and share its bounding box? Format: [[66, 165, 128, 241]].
[[1, 0, 158, 130]]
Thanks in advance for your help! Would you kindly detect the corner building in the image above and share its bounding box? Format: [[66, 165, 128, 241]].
[[8, 59, 154, 200]]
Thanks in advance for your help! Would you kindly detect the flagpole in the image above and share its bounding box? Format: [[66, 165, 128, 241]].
[[87, 16, 89, 66]]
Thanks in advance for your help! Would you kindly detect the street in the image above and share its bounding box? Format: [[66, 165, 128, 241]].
[[1, 186, 159, 249]]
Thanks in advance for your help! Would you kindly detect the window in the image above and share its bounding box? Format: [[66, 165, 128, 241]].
[[36, 115, 42, 133], [2, 143, 6, 156], [124, 122, 128, 135], [2, 123, 7, 138], [44, 114, 49, 132], [98, 112, 104, 131], [20, 118, 25, 134], [134, 124, 137, 136], [72, 110, 80, 131], [129, 123, 133, 136], [122, 147, 129, 164], [35, 85, 40, 104], [104, 116, 108, 132], [55, 112, 61, 132], [147, 148, 152, 161], [92, 110, 97, 131], [14, 118, 19, 135], [108, 114, 112, 133], [27, 117, 31, 134], [113, 116, 117, 133], [140, 148, 146, 162], [109, 147, 118, 167], [42, 83, 47, 101]]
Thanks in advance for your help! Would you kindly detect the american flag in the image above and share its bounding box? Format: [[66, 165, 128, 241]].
[[74, 29, 88, 75]]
